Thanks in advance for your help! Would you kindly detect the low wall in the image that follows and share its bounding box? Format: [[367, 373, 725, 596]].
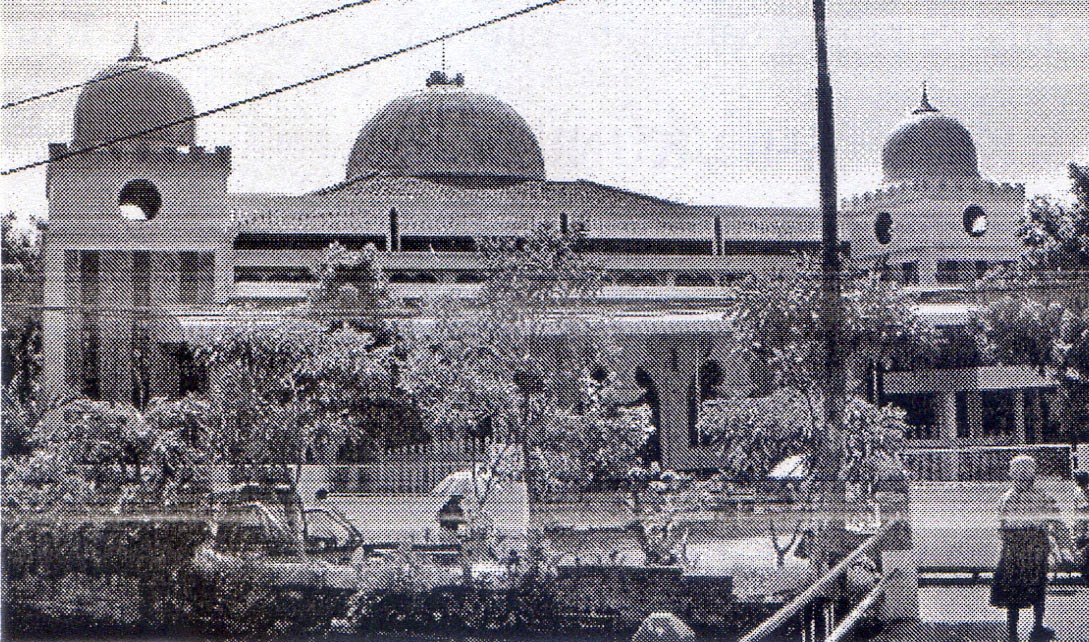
[[1, 513, 348, 637], [900, 444, 1071, 481], [553, 563, 736, 628], [2, 515, 210, 635]]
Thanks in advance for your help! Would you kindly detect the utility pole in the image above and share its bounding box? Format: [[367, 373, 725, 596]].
[[812, 0, 847, 564]]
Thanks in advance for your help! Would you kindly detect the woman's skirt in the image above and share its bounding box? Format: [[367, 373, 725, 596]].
[[990, 527, 1051, 608]]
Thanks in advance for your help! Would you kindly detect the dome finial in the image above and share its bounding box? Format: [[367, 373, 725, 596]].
[[121, 21, 151, 62], [425, 70, 464, 88], [913, 81, 938, 115]]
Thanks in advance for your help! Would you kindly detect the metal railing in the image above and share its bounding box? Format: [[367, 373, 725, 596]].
[[325, 462, 471, 494], [899, 443, 1071, 481], [739, 517, 906, 642]]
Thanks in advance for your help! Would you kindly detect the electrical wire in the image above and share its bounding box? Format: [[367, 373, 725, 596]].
[[1, 0, 568, 177], [2, 0, 383, 110]]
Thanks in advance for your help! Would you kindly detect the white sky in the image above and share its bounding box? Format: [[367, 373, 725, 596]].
[[1, 0, 1087, 222]]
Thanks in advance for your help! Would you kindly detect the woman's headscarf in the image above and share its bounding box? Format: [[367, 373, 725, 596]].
[[1009, 454, 1037, 482]]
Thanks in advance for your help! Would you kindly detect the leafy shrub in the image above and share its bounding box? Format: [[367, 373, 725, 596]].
[[349, 567, 560, 634]]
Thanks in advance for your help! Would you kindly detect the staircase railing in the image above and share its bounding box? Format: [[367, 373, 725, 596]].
[[739, 517, 907, 642]]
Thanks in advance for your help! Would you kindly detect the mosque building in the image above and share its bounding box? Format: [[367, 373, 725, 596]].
[[38, 33, 1071, 473]]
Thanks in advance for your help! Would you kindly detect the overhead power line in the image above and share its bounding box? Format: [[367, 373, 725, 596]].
[[1, 0, 568, 177], [2, 0, 383, 110]]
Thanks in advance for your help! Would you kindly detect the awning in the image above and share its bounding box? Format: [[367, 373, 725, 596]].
[[884, 365, 1055, 395], [151, 313, 322, 345]]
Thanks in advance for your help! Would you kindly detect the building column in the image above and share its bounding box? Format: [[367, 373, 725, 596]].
[[151, 252, 181, 306], [213, 243, 233, 304], [42, 310, 69, 402], [149, 343, 180, 399], [41, 244, 70, 401], [99, 251, 133, 404], [654, 364, 689, 470], [937, 392, 957, 441], [966, 391, 983, 438], [918, 257, 938, 286], [1012, 390, 1026, 443]]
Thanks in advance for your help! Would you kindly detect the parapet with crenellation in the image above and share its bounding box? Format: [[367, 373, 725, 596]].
[[842, 178, 1024, 209], [47, 142, 232, 170]]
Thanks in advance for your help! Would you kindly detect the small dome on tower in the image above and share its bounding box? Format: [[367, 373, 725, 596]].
[[71, 26, 196, 149], [881, 85, 979, 184], [346, 72, 545, 183]]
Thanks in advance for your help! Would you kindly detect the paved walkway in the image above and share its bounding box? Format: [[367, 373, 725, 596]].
[[876, 585, 1088, 642], [879, 481, 1089, 642]]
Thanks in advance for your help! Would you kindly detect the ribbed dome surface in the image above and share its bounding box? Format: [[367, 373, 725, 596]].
[[347, 82, 545, 182], [72, 43, 195, 149], [882, 93, 979, 184]]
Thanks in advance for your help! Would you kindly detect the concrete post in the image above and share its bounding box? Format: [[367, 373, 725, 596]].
[[937, 392, 959, 480], [879, 549, 920, 622], [966, 391, 983, 438]]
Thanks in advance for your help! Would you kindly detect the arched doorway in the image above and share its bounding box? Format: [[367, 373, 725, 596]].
[[632, 366, 661, 465], [688, 360, 724, 447]]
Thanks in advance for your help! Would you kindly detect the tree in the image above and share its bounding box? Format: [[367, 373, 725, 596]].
[[403, 223, 615, 503], [973, 296, 1089, 444], [726, 259, 929, 565], [737, 258, 936, 401], [1019, 163, 1089, 271], [979, 165, 1089, 443], [307, 242, 392, 315], [395, 223, 631, 575], [535, 373, 651, 498], [197, 319, 404, 464], [694, 391, 908, 565], [2, 398, 206, 510], [2, 212, 44, 457], [195, 318, 403, 554]]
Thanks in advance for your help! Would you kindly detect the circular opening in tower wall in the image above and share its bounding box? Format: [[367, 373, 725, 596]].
[[118, 179, 162, 220], [874, 212, 893, 245], [963, 205, 987, 237]]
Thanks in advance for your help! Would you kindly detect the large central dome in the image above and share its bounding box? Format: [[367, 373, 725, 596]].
[[72, 32, 196, 149], [881, 88, 979, 184], [346, 72, 546, 182]]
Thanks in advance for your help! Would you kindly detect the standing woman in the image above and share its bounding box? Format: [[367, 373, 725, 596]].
[[990, 455, 1070, 642], [1074, 471, 1089, 585]]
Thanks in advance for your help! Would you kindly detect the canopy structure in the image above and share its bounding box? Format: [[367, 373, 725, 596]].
[[767, 454, 809, 480], [431, 467, 493, 498]]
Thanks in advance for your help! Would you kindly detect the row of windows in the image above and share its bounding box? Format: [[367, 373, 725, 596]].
[[877, 260, 1010, 286], [885, 389, 1066, 443], [77, 322, 208, 407], [232, 234, 819, 257], [66, 250, 213, 306], [234, 267, 750, 287]]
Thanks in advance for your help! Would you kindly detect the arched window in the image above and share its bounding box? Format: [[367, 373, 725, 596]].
[[118, 179, 162, 220]]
